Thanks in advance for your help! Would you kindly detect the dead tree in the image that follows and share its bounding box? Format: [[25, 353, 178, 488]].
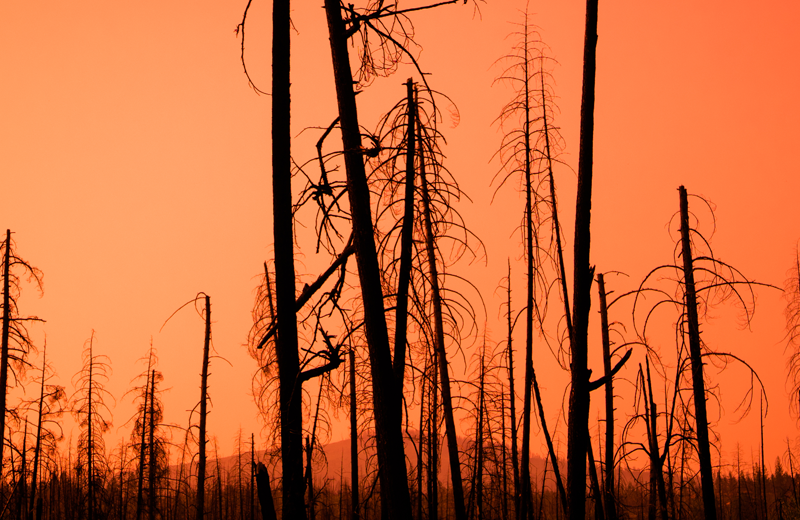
[[70, 332, 113, 520], [597, 274, 618, 520], [677, 185, 718, 520], [28, 347, 65, 520], [270, 0, 307, 515], [321, 3, 476, 517], [197, 295, 211, 520], [627, 186, 772, 520], [567, 0, 599, 518], [0, 229, 43, 473], [492, 13, 569, 519]]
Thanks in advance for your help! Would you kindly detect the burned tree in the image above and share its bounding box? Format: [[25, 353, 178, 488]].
[[125, 344, 167, 520], [0, 229, 43, 473], [567, 0, 599, 517], [628, 186, 773, 520], [319, 3, 478, 517], [492, 12, 570, 519], [70, 332, 113, 520]]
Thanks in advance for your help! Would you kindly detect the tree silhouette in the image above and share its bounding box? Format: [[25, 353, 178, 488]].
[[70, 331, 113, 520], [124, 343, 167, 520], [22, 345, 65, 520], [567, 1, 599, 518], [625, 186, 772, 520], [0, 229, 43, 475], [492, 13, 568, 519], [269, 0, 308, 515]]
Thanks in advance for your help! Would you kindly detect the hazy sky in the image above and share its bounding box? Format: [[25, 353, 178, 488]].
[[2, 0, 799, 471]]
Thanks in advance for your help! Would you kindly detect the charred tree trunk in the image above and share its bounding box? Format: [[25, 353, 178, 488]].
[[323, 3, 412, 517], [88, 339, 95, 520], [392, 78, 417, 405], [420, 137, 467, 520], [272, 0, 307, 516], [0, 229, 11, 471], [197, 295, 211, 520], [501, 372, 510, 520], [597, 274, 618, 520], [136, 369, 150, 520], [678, 185, 717, 520], [256, 462, 278, 520], [519, 37, 536, 519], [567, 0, 598, 517], [147, 369, 157, 520]]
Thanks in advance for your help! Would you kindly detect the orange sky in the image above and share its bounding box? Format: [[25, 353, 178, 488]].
[[2, 0, 800, 474]]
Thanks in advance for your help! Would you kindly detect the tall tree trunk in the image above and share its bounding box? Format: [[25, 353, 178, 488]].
[[678, 185, 717, 520], [0, 229, 11, 472], [323, 3, 412, 517], [350, 350, 360, 520], [136, 368, 150, 520], [567, 0, 598, 518], [501, 378, 509, 520], [420, 137, 466, 520], [148, 369, 157, 520], [197, 295, 211, 520], [519, 32, 536, 519], [392, 78, 417, 404], [88, 336, 95, 520], [597, 274, 618, 520], [272, 0, 307, 516]]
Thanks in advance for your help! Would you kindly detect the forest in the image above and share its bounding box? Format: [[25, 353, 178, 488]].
[[1, 0, 800, 519]]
